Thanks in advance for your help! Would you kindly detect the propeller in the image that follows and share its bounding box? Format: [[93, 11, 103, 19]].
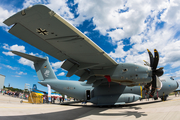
[[146, 49, 164, 97]]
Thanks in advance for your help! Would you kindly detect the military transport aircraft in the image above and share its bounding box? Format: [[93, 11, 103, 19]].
[[11, 51, 179, 105], [3, 5, 179, 105]]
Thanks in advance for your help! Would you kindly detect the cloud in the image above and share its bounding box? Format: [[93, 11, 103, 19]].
[[2, 44, 26, 56], [3, 64, 18, 70], [46, 0, 74, 20], [72, 0, 169, 42], [18, 53, 33, 68], [57, 72, 65, 76], [105, 1, 180, 69], [14, 75, 21, 77], [84, 31, 89, 35], [2, 51, 15, 56], [161, 1, 180, 25], [22, 0, 74, 20], [18, 57, 34, 69], [0, 6, 15, 26], [51, 61, 64, 72], [1, 43, 42, 69], [18, 52, 43, 69], [175, 70, 180, 78], [16, 71, 27, 75], [108, 41, 127, 59]]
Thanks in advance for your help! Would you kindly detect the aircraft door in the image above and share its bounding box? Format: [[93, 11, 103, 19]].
[[86, 90, 91, 100]]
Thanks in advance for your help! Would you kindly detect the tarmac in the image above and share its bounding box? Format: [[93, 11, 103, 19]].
[[0, 93, 180, 120]]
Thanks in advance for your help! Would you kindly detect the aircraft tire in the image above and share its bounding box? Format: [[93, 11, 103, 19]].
[[154, 97, 158, 100], [161, 96, 167, 101], [164, 96, 167, 101]]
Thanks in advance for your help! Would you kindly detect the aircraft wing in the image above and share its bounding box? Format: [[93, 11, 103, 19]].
[[4, 5, 118, 83]]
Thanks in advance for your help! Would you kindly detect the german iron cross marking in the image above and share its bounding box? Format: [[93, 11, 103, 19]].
[[36, 28, 48, 35]]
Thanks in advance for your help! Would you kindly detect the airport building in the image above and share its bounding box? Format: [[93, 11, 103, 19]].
[[0, 74, 5, 89]]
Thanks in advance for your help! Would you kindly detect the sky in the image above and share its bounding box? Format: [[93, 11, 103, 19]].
[[0, 0, 180, 92]]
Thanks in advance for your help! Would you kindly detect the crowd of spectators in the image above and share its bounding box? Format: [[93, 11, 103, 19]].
[[0, 89, 29, 99]]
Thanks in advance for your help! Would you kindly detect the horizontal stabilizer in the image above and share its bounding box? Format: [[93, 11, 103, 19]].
[[11, 51, 46, 62], [12, 51, 57, 81]]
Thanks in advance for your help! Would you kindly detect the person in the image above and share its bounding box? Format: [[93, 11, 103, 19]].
[[175, 92, 177, 97], [62, 97, 64, 103], [163, 92, 165, 101], [43, 96, 46, 104], [178, 91, 179, 97], [46, 96, 48, 103], [51, 97, 53, 103], [60, 97, 62, 103], [56, 97, 59, 104], [52, 97, 54, 104]]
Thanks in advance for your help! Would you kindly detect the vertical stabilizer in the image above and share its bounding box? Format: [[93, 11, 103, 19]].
[[34, 57, 57, 80], [11, 51, 57, 81], [32, 84, 37, 90]]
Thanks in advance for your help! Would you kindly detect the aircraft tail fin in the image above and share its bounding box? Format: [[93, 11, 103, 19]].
[[11, 51, 57, 81]]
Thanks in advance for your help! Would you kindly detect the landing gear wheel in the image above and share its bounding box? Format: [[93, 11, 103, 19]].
[[161, 96, 167, 101], [164, 96, 167, 101], [154, 97, 158, 100]]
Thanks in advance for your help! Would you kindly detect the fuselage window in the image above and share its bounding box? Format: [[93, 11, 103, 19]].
[[123, 69, 128, 72]]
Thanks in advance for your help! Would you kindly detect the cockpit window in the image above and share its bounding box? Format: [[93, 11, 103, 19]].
[[170, 77, 174, 80]]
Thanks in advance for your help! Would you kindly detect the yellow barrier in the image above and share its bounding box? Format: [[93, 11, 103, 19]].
[[28, 92, 44, 104]]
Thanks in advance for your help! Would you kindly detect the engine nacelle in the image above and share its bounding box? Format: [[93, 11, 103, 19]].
[[90, 93, 141, 105], [111, 63, 152, 86]]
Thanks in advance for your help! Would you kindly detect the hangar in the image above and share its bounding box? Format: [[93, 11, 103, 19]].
[[0, 74, 5, 89]]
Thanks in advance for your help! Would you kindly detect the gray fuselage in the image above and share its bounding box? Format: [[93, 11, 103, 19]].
[[38, 75, 178, 105]]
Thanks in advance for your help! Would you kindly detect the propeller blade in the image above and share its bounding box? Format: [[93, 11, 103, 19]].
[[147, 49, 154, 68], [153, 49, 159, 70], [143, 60, 150, 66], [156, 67, 164, 70], [149, 75, 156, 97], [152, 75, 156, 89], [156, 76, 162, 91], [146, 49, 164, 97]]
